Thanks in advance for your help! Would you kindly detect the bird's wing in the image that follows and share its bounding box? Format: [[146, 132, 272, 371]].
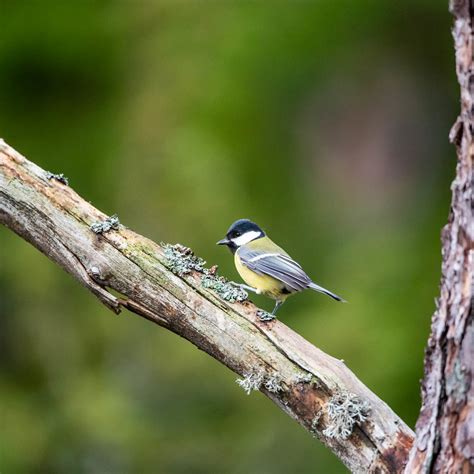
[[238, 247, 312, 292]]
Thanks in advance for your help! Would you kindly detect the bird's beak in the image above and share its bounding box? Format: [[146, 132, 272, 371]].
[[216, 238, 230, 246]]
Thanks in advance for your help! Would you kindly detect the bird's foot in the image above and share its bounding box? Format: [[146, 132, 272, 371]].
[[257, 310, 276, 322]]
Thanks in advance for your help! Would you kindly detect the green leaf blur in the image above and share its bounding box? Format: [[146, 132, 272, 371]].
[[0, 1, 455, 473]]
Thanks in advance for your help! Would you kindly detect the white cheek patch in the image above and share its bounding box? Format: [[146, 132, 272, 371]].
[[232, 230, 262, 246]]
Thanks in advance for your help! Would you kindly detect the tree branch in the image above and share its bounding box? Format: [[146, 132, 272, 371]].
[[404, 1, 473, 472], [0, 139, 413, 472]]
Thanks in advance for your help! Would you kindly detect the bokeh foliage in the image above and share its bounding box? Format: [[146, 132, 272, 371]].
[[0, 1, 456, 472]]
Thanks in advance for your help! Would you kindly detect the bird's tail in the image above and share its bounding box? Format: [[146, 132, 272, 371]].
[[309, 282, 346, 302]]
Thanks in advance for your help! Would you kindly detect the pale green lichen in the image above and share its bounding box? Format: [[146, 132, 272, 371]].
[[236, 372, 264, 395], [162, 243, 248, 303], [91, 214, 121, 234], [264, 375, 283, 393], [201, 274, 248, 303], [256, 310, 276, 322], [322, 392, 370, 440], [236, 371, 283, 395], [295, 372, 313, 384], [46, 171, 69, 185], [162, 243, 206, 276]]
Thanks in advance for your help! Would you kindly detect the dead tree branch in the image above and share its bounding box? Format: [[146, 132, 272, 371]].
[[404, 1, 473, 472], [0, 140, 414, 472]]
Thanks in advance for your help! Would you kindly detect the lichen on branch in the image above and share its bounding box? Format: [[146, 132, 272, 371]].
[[322, 392, 370, 441], [162, 243, 248, 303], [91, 214, 121, 234]]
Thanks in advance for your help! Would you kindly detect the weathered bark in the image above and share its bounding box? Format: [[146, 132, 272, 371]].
[[0, 140, 414, 472], [404, 1, 473, 472]]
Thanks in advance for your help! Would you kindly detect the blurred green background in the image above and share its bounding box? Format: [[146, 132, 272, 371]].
[[0, 1, 457, 473]]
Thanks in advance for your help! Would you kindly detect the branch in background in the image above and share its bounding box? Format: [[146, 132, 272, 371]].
[[0, 140, 413, 473], [404, 1, 473, 472]]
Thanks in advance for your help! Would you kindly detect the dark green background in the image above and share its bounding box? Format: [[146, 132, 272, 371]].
[[0, 1, 456, 473]]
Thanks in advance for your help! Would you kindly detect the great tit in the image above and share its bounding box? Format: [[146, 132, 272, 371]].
[[217, 219, 345, 316]]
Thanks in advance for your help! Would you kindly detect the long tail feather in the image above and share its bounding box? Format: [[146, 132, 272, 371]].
[[309, 282, 346, 302]]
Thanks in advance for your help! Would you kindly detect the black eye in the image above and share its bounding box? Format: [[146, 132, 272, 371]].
[[234, 231, 241, 237]]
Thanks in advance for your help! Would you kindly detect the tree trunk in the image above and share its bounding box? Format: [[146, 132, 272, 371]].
[[404, 1, 473, 472]]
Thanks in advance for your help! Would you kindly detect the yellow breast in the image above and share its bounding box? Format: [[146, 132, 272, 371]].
[[234, 238, 291, 301]]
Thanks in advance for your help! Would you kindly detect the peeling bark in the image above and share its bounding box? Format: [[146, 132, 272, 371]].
[[0, 140, 413, 472], [404, 1, 473, 472]]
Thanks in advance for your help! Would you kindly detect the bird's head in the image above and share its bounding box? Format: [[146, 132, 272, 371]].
[[217, 219, 265, 252]]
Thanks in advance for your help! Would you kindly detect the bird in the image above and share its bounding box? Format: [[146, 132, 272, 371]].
[[217, 219, 345, 317]]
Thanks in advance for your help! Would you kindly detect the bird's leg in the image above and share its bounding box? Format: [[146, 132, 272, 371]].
[[272, 300, 283, 315]]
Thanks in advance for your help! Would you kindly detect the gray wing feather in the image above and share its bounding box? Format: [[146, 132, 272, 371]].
[[238, 247, 311, 292]]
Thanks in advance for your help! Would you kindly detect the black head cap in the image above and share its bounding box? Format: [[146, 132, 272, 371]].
[[217, 219, 265, 252], [225, 219, 264, 239]]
